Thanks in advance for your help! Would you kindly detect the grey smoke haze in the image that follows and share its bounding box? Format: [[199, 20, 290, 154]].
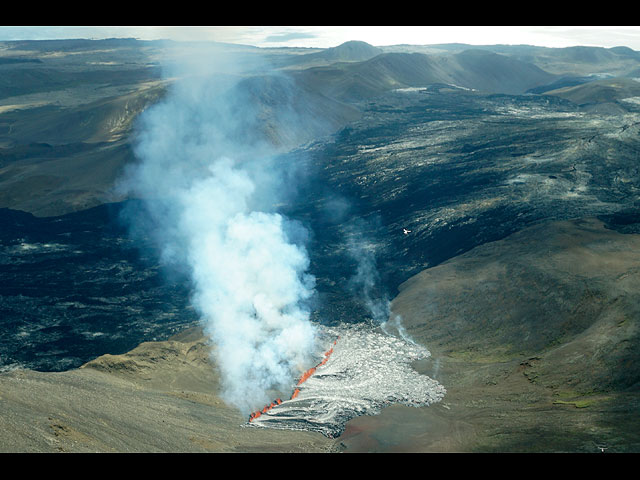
[[344, 219, 391, 325], [118, 44, 318, 414], [343, 216, 416, 344]]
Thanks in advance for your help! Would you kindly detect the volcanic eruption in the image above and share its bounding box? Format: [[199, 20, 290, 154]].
[[245, 324, 445, 438], [118, 43, 445, 433], [249, 337, 339, 422], [119, 44, 319, 416]]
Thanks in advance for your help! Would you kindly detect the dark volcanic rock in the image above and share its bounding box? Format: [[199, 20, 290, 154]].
[[0, 202, 199, 372], [285, 87, 640, 325]]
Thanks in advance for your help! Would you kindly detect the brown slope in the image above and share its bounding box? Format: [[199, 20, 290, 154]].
[[0, 327, 336, 453], [544, 77, 640, 106], [346, 217, 640, 452], [393, 217, 640, 390], [0, 83, 166, 216], [448, 49, 557, 94], [293, 52, 454, 104], [294, 50, 556, 106]]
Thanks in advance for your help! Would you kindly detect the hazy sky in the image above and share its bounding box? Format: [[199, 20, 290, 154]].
[[2, 26, 640, 50]]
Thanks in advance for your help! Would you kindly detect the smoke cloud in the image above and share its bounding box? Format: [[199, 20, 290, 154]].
[[341, 213, 392, 326], [118, 44, 318, 414], [344, 217, 416, 344], [345, 226, 391, 325]]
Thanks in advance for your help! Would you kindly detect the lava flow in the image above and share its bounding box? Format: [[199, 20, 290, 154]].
[[248, 337, 338, 422]]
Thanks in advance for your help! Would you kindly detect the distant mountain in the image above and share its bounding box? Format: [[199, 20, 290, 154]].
[[293, 49, 557, 103], [554, 45, 636, 64], [543, 77, 640, 106], [384, 43, 640, 78], [447, 49, 556, 94], [608, 46, 640, 59], [325, 52, 449, 101], [526, 75, 601, 95], [301, 40, 383, 64], [504, 45, 640, 77]]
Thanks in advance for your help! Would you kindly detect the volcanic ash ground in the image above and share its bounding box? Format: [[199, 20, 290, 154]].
[[247, 323, 446, 438]]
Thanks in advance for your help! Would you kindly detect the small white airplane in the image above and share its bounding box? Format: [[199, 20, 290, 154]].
[[403, 228, 411, 235]]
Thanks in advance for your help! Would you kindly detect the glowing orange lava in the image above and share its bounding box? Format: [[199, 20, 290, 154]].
[[248, 337, 339, 422]]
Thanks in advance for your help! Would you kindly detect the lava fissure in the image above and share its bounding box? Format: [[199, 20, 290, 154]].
[[248, 337, 339, 422]]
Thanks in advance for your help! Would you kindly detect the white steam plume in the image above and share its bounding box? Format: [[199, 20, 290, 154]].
[[118, 45, 317, 415]]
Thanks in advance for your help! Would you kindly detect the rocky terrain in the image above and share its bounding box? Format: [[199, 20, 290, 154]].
[[290, 85, 640, 326], [0, 202, 199, 372], [1, 38, 640, 452], [0, 327, 336, 452]]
